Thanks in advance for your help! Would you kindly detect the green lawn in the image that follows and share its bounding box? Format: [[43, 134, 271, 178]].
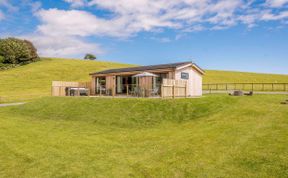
[[0, 95, 287, 177]]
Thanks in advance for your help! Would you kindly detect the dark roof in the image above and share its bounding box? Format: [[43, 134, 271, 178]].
[[90, 61, 194, 75]]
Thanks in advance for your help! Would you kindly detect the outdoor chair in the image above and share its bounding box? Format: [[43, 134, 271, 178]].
[[229, 90, 244, 96], [132, 87, 141, 97], [98, 86, 106, 95], [150, 87, 159, 96]]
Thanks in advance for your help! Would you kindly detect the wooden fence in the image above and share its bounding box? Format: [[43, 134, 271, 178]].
[[161, 79, 188, 98], [52, 81, 91, 96], [203, 83, 288, 92]]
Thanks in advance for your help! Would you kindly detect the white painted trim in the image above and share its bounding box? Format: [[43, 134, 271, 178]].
[[176, 63, 192, 70]]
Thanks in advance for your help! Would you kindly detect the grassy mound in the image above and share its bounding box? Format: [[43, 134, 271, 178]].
[[0, 95, 287, 177], [6, 95, 235, 128]]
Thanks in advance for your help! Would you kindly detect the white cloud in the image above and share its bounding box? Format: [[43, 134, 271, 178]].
[[30, 1, 42, 13], [37, 0, 246, 38], [266, 0, 288, 7], [35, 8, 178, 38], [150, 37, 172, 43], [0, 10, 4, 20], [261, 11, 288, 20], [27, 0, 288, 57], [64, 0, 87, 8], [23, 34, 103, 58], [0, 0, 18, 12]]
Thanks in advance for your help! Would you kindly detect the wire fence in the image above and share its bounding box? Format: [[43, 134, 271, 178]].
[[203, 83, 288, 92]]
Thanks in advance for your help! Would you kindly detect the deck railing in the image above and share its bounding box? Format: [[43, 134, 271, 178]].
[[97, 84, 161, 97]]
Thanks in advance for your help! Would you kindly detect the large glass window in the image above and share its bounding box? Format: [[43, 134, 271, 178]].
[[96, 77, 106, 94]]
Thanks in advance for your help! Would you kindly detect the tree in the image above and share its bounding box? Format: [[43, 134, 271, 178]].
[[24, 40, 39, 62], [0, 37, 39, 64], [0, 55, 4, 63], [84, 53, 96, 60]]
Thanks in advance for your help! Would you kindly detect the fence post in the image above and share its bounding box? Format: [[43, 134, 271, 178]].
[[185, 83, 187, 98], [161, 85, 164, 98], [112, 85, 115, 97], [126, 85, 129, 96], [172, 85, 175, 99], [226, 84, 228, 91]]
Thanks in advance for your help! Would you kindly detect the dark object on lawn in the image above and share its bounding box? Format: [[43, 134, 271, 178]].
[[280, 99, 288, 104], [229, 90, 243, 96], [244, 91, 253, 96]]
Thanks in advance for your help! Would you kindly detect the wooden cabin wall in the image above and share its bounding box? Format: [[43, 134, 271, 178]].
[[139, 76, 153, 91], [105, 76, 116, 96], [91, 76, 96, 95]]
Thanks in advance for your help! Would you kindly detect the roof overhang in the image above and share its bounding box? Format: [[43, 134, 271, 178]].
[[176, 63, 205, 75], [90, 68, 174, 77], [90, 61, 205, 76]]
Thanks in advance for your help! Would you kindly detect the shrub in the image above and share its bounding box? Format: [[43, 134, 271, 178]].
[[0, 37, 39, 64], [0, 55, 4, 63], [84, 53, 96, 60]]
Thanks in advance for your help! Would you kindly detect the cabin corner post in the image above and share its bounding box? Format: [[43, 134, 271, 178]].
[[112, 76, 116, 97], [185, 81, 188, 98], [91, 76, 96, 96]]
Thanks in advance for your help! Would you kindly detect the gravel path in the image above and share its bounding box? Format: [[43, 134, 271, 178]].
[[203, 90, 288, 95], [0, 102, 26, 107]]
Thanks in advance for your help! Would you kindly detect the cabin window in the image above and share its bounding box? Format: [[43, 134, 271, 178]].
[[181, 72, 189, 79], [96, 77, 106, 94]]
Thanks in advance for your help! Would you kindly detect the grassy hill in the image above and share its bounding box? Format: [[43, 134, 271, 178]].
[[0, 95, 287, 177], [204, 70, 288, 83], [0, 58, 287, 102], [0, 58, 133, 102]]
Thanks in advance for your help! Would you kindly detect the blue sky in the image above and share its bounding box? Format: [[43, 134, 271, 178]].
[[1, 0, 288, 74]]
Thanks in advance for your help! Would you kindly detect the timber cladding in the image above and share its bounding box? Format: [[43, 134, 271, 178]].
[[139, 76, 153, 91], [161, 79, 188, 98], [51, 81, 91, 96], [105, 76, 116, 96]]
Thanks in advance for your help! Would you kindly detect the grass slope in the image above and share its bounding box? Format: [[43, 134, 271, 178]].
[[0, 95, 287, 177], [0, 58, 132, 102], [204, 70, 288, 83], [0, 58, 287, 102]]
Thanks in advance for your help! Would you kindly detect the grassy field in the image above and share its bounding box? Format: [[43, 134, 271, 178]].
[[0, 58, 287, 102], [0, 95, 287, 177], [0, 58, 132, 103], [204, 70, 288, 83]]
